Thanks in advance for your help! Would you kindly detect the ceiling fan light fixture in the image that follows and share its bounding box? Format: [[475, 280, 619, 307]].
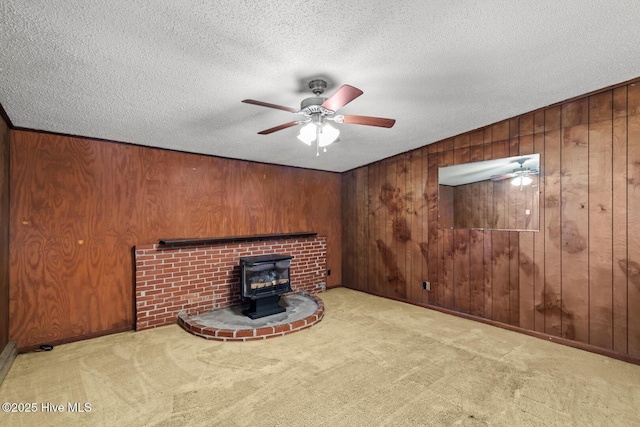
[[318, 123, 340, 147], [298, 122, 340, 148], [297, 122, 316, 145], [511, 175, 533, 187]]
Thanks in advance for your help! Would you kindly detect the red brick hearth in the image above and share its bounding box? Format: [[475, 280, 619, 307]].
[[177, 293, 325, 342], [135, 235, 327, 331]]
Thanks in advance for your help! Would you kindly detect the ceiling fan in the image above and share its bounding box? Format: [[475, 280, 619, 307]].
[[242, 79, 396, 155], [490, 158, 539, 188]]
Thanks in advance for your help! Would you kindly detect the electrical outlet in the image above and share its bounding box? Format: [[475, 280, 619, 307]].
[[422, 281, 430, 291]]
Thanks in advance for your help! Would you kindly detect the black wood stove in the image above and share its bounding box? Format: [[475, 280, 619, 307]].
[[239, 254, 293, 319]]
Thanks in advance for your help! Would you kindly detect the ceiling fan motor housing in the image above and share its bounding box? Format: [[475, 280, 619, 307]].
[[300, 96, 331, 115]]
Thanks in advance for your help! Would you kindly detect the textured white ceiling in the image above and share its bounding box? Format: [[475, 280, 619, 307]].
[[1, 0, 640, 172]]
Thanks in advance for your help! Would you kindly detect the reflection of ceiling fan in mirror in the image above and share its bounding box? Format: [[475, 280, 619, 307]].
[[242, 79, 396, 156], [490, 158, 539, 188]]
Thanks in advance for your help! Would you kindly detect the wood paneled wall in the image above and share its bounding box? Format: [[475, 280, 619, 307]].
[[342, 80, 640, 359], [0, 115, 9, 352], [10, 131, 342, 349]]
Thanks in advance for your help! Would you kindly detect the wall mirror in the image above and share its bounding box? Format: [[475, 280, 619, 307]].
[[438, 154, 540, 231]]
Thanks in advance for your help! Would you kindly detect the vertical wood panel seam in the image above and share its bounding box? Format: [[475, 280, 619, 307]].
[[610, 94, 614, 350], [534, 122, 539, 330], [532, 156, 536, 327], [625, 85, 630, 353], [587, 97, 591, 345], [486, 137, 490, 318], [420, 150, 423, 303], [559, 107, 563, 337], [405, 156, 409, 299], [543, 112, 547, 333], [365, 168, 369, 291], [512, 120, 515, 323], [509, 121, 512, 321]]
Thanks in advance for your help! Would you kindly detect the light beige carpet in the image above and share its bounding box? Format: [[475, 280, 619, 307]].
[[1, 287, 639, 426]]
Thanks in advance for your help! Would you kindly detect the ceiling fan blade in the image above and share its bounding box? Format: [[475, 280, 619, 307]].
[[321, 85, 363, 112], [342, 115, 396, 128], [491, 166, 541, 181], [242, 99, 298, 113], [257, 122, 298, 135], [490, 173, 517, 181]]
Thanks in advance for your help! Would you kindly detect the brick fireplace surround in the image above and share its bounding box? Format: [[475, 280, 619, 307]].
[[134, 235, 327, 331]]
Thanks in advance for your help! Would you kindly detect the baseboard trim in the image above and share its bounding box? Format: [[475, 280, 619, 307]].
[[17, 326, 133, 354], [0, 341, 18, 385]]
